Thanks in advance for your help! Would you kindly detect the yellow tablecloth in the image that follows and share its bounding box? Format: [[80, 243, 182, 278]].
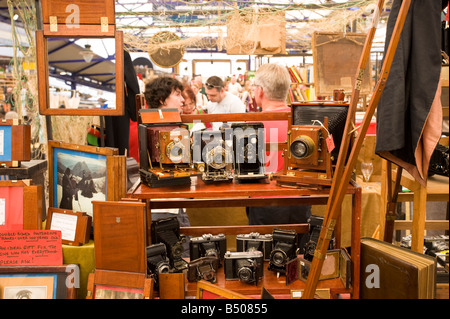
[[62, 240, 95, 299]]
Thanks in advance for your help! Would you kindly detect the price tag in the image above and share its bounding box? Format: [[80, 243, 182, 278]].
[[326, 134, 335, 153]]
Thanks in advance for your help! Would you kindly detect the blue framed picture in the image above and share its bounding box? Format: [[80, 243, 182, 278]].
[[48, 141, 124, 219]]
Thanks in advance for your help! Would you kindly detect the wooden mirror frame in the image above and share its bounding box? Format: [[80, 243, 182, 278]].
[[36, 29, 124, 116]]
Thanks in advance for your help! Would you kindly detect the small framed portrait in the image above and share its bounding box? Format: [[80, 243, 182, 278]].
[[0, 265, 79, 299], [48, 141, 126, 219]]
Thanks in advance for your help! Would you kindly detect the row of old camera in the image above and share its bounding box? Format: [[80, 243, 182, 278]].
[[147, 215, 328, 287]]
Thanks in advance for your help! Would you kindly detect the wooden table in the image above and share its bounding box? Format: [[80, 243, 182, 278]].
[[128, 176, 362, 298]]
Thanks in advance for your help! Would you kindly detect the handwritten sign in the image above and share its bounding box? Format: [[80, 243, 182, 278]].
[[0, 230, 62, 266]]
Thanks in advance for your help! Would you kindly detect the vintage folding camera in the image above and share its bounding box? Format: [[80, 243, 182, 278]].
[[224, 251, 264, 285], [146, 242, 170, 288], [277, 103, 349, 187], [192, 129, 233, 182], [151, 216, 187, 271], [189, 233, 227, 264], [231, 122, 267, 182], [236, 232, 273, 261], [138, 108, 194, 187], [268, 229, 298, 274], [187, 256, 220, 283], [302, 214, 335, 262]]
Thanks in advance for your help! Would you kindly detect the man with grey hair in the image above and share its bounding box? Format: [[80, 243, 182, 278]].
[[247, 63, 311, 243]]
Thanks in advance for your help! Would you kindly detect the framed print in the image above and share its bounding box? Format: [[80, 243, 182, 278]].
[[86, 270, 153, 299], [0, 274, 56, 299], [0, 120, 31, 168], [45, 207, 92, 246], [196, 280, 248, 299], [0, 180, 42, 231], [48, 141, 126, 219], [36, 28, 124, 116], [0, 265, 79, 299]]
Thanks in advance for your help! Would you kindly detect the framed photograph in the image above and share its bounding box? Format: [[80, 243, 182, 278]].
[[0, 180, 42, 231], [0, 120, 31, 168], [0, 265, 79, 299], [196, 280, 248, 299], [45, 207, 92, 246], [86, 270, 153, 299], [48, 141, 126, 219]]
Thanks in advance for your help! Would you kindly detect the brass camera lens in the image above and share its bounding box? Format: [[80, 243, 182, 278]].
[[290, 135, 315, 159], [166, 138, 185, 163]]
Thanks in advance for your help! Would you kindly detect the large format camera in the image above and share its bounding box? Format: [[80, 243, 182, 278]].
[[192, 130, 233, 182], [236, 232, 272, 261], [231, 122, 267, 182], [268, 229, 298, 274], [277, 103, 349, 187], [151, 216, 187, 271], [303, 215, 334, 262], [189, 233, 227, 263], [224, 251, 264, 285], [146, 243, 170, 288]]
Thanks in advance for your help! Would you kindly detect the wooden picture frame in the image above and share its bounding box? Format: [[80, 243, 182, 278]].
[[196, 280, 248, 299], [312, 32, 372, 97], [93, 201, 146, 273], [0, 119, 31, 168], [0, 180, 42, 231], [45, 207, 91, 246], [36, 29, 124, 116], [86, 270, 153, 299], [47, 141, 126, 219], [0, 265, 79, 299]]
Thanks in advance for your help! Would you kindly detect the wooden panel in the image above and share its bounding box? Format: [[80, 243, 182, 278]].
[[41, 0, 115, 26], [158, 273, 185, 299], [93, 201, 146, 273], [312, 32, 372, 96]]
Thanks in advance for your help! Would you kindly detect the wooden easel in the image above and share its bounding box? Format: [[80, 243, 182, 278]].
[[302, 0, 412, 299]]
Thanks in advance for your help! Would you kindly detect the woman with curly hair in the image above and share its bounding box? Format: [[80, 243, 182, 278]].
[[144, 76, 185, 111]]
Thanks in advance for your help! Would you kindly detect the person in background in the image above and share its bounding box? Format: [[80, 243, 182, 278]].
[[144, 75, 184, 112], [246, 63, 311, 248], [240, 80, 255, 112], [203, 75, 246, 130], [181, 85, 209, 132], [227, 75, 242, 96], [191, 82, 208, 110]]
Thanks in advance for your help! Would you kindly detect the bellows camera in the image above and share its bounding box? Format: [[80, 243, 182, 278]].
[[236, 232, 272, 261], [277, 103, 349, 187], [231, 122, 267, 182], [189, 233, 227, 263], [224, 251, 264, 285], [138, 108, 193, 187], [151, 216, 187, 271], [146, 243, 170, 288], [303, 215, 335, 262], [268, 229, 298, 274], [192, 130, 233, 182]]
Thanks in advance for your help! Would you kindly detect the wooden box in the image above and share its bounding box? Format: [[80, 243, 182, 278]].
[[0, 120, 31, 168], [41, 0, 115, 35], [45, 207, 92, 246], [93, 201, 146, 273], [0, 180, 42, 231]]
